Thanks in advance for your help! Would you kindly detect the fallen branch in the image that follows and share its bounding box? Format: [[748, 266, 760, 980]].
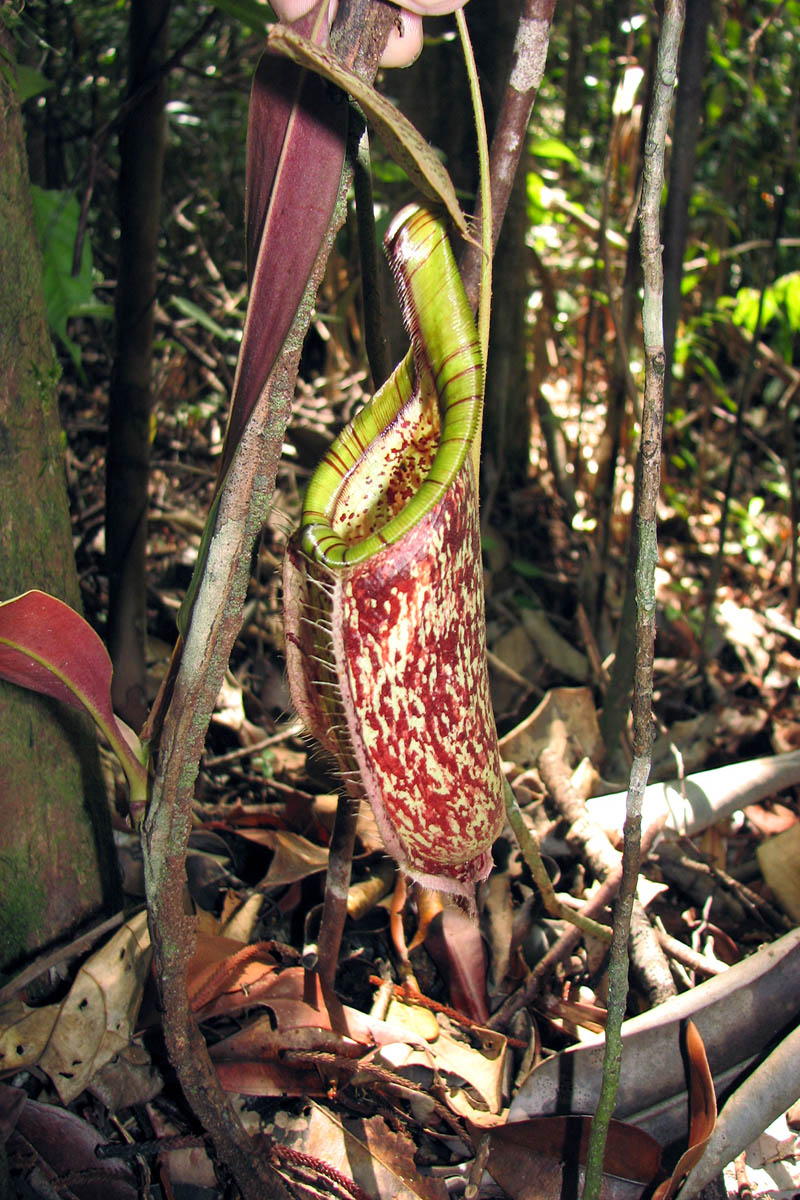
[[538, 742, 676, 1005]]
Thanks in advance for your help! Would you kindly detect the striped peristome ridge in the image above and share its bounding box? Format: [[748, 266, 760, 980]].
[[300, 206, 482, 565], [283, 205, 504, 900]]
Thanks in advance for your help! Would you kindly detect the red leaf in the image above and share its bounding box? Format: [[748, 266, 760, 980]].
[[0, 590, 117, 719], [0, 591, 147, 806], [1, 1083, 138, 1200], [424, 906, 490, 1024]]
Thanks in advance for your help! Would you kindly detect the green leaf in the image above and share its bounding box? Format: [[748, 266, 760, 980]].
[[210, 0, 274, 33], [14, 64, 54, 103], [729, 285, 764, 334], [511, 558, 548, 580], [692, 349, 723, 385], [530, 137, 580, 164], [172, 295, 238, 341], [370, 157, 412, 185], [30, 186, 108, 368], [526, 170, 547, 220], [781, 272, 800, 333]]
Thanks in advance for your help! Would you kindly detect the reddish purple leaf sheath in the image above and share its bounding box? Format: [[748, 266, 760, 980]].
[[219, 6, 349, 478]]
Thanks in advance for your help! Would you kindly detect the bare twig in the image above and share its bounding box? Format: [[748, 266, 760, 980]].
[[733, 1153, 754, 1200], [581, 1, 684, 1195], [538, 742, 621, 878], [201, 722, 303, 768], [0, 909, 132, 1006], [504, 779, 612, 943], [655, 928, 726, 978], [538, 743, 675, 1006], [683, 235, 800, 271]]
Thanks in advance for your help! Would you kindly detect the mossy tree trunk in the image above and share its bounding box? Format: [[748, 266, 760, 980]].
[[0, 25, 118, 975]]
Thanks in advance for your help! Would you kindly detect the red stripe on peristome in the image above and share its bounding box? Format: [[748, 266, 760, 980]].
[[349, 425, 367, 455], [323, 447, 354, 478], [436, 337, 480, 371], [442, 394, 479, 411], [435, 356, 480, 395]]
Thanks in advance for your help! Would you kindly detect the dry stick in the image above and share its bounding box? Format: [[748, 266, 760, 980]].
[[202, 722, 302, 768], [0, 909, 132, 1006], [141, 6, 398, 1198], [580, 1, 683, 1196], [674, 838, 791, 932], [488, 817, 666, 1032], [655, 928, 726, 978], [538, 743, 676, 1006], [505, 780, 612, 944]]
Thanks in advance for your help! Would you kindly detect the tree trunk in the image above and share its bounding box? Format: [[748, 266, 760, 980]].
[[0, 27, 118, 974], [484, 157, 532, 495], [106, 0, 171, 730]]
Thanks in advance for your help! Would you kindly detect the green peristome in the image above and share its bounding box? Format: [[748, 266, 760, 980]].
[[299, 205, 483, 565]]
